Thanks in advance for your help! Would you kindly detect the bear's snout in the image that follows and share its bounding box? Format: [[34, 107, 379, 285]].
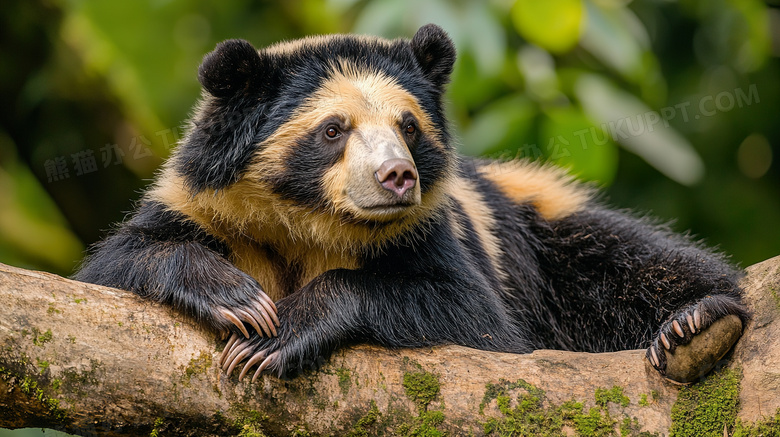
[[375, 159, 417, 198]]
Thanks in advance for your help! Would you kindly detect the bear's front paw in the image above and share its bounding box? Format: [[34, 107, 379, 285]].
[[219, 325, 327, 381], [219, 333, 277, 381], [212, 289, 279, 339], [647, 300, 744, 383]]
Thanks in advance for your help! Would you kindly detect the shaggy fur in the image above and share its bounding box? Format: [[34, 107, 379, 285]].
[[74, 24, 749, 381]]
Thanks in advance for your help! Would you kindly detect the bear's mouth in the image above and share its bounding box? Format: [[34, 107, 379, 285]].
[[334, 207, 413, 229], [343, 191, 419, 222], [358, 201, 416, 219], [361, 203, 412, 213]]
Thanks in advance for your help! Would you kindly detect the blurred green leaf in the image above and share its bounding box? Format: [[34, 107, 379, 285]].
[[731, 0, 772, 72], [459, 94, 536, 157], [579, 2, 652, 84], [354, 0, 506, 77], [0, 131, 83, 273], [61, 2, 172, 157], [575, 74, 705, 186], [511, 0, 584, 53], [353, 0, 409, 36], [516, 44, 562, 102], [461, 2, 505, 76], [680, 0, 771, 73], [448, 51, 507, 110], [540, 106, 618, 184]]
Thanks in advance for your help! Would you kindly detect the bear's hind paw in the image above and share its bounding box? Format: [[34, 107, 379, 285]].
[[647, 311, 743, 384]]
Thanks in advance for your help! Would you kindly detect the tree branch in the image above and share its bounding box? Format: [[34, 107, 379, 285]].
[[1, 257, 779, 436]]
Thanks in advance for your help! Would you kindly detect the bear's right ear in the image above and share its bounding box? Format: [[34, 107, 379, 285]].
[[198, 39, 266, 99]]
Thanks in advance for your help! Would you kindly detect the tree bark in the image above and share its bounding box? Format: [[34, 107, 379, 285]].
[[1, 256, 779, 436]]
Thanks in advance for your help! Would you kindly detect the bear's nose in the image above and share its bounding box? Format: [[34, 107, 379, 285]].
[[375, 159, 417, 197]]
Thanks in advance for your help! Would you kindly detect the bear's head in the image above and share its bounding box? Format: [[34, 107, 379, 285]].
[[156, 24, 457, 250]]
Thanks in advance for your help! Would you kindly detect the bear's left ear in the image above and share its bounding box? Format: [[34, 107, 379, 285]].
[[410, 24, 456, 88], [197, 39, 267, 99]]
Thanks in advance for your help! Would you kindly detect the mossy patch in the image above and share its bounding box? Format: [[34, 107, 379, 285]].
[[21, 376, 64, 416], [670, 366, 741, 437], [732, 408, 780, 436], [638, 390, 659, 407], [770, 286, 780, 310], [481, 379, 656, 437], [336, 367, 352, 395], [346, 400, 381, 437], [480, 378, 545, 414], [182, 351, 212, 387], [571, 405, 616, 436], [483, 391, 575, 435], [32, 328, 53, 347], [0, 366, 68, 422], [227, 406, 270, 437], [398, 367, 446, 437], [595, 386, 630, 408], [397, 410, 445, 437], [60, 358, 103, 399], [403, 371, 441, 413], [36, 358, 50, 374], [149, 417, 164, 437], [620, 417, 657, 437]]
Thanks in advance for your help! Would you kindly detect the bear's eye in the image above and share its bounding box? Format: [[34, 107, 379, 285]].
[[325, 125, 341, 140]]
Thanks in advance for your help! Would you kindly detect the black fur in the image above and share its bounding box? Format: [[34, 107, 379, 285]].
[[232, 209, 532, 376], [73, 202, 271, 333], [270, 117, 350, 210], [198, 39, 267, 99], [74, 25, 749, 382], [410, 23, 456, 90], [175, 30, 452, 193]]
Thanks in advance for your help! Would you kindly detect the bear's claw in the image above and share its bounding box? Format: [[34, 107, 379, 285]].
[[219, 335, 281, 383], [216, 294, 279, 339]]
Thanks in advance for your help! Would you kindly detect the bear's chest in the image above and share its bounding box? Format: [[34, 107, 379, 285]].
[[228, 240, 360, 301]]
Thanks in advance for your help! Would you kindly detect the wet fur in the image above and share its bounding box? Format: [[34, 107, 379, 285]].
[[74, 25, 749, 380]]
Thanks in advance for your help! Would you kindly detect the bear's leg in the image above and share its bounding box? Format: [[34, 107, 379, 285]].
[[73, 203, 278, 339], [527, 205, 750, 382], [220, 267, 530, 380]]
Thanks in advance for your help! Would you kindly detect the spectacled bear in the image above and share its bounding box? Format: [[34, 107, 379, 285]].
[[74, 24, 749, 383]]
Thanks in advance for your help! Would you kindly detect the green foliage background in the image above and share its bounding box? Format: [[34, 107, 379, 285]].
[[1, 0, 779, 279]]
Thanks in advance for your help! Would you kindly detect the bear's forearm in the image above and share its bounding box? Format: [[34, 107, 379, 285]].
[[74, 221, 277, 338]]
